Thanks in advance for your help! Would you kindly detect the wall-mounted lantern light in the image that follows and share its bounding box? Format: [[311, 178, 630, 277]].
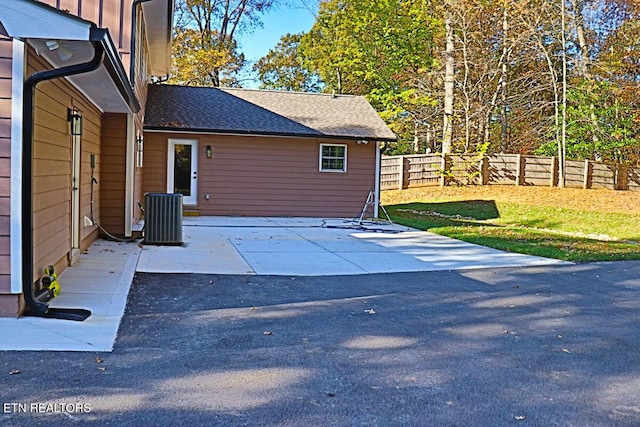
[[206, 145, 212, 158], [136, 133, 144, 168], [67, 109, 83, 136]]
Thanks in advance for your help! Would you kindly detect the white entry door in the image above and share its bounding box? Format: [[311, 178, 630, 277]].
[[167, 139, 198, 205]]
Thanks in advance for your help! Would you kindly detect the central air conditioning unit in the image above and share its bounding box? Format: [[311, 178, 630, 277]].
[[144, 193, 183, 245]]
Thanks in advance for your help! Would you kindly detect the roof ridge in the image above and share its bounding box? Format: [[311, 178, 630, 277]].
[[221, 87, 360, 99], [153, 84, 360, 99]]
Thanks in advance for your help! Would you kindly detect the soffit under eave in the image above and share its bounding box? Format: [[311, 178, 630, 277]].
[[141, 0, 174, 77]]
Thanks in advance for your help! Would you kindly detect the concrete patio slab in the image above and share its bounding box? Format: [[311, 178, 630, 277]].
[[136, 217, 567, 276]]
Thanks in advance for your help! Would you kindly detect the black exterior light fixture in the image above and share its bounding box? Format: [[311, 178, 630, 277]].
[[67, 108, 83, 136], [136, 133, 144, 167], [206, 145, 212, 158]]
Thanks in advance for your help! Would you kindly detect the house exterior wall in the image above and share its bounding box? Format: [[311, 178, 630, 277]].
[[0, 36, 15, 315], [132, 15, 152, 226], [100, 113, 128, 234], [0, 1, 162, 316], [36, 0, 153, 235], [143, 133, 377, 218], [97, 3, 153, 237], [29, 48, 101, 281]]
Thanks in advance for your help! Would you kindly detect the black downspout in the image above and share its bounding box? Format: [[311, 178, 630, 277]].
[[22, 42, 106, 317]]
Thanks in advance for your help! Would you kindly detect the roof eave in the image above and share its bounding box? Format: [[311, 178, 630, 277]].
[[142, 0, 174, 77], [0, 0, 93, 40], [143, 126, 397, 142]]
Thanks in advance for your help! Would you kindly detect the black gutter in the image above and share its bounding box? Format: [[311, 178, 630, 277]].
[[22, 39, 106, 318]]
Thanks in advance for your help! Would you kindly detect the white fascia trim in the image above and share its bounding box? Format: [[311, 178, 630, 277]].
[[124, 114, 134, 237], [374, 142, 381, 218], [0, 0, 92, 41], [10, 39, 24, 294]]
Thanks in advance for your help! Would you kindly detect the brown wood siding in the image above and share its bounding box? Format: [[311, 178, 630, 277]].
[[0, 294, 19, 316], [29, 1, 152, 234], [143, 133, 377, 217], [141, 132, 167, 195], [0, 37, 12, 294], [100, 113, 128, 234], [29, 49, 102, 281]]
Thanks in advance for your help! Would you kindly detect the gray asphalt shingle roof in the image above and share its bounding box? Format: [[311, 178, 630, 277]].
[[144, 84, 397, 141]]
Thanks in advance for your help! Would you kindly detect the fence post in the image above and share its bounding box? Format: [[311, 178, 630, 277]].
[[550, 156, 558, 187], [440, 154, 448, 187], [515, 154, 523, 186], [397, 156, 404, 190], [583, 160, 591, 189], [479, 157, 488, 185], [616, 164, 629, 190]]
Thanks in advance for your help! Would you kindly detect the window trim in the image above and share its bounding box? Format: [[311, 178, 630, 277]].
[[319, 143, 348, 173]]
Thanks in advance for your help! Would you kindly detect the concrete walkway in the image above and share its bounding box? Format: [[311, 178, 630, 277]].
[[0, 240, 140, 351], [0, 217, 567, 352], [137, 217, 567, 275]]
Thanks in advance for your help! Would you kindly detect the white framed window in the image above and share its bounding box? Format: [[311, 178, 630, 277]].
[[319, 144, 347, 172]]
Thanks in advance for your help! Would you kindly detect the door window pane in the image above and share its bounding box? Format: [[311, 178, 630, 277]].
[[174, 144, 192, 196]]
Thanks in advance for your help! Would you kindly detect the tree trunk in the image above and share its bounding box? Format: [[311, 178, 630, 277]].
[[500, 2, 509, 152], [559, 0, 568, 187], [574, 0, 600, 157], [442, 1, 455, 154]]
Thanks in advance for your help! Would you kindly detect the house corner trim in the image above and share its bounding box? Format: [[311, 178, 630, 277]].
[[124, 114, 134, 237], [10, 39, 24, 294]]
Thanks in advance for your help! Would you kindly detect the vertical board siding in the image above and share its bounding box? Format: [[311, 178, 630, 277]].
[[143, 133, 377, 217], [39, 0, 132, 75], [0, 37, 11, 293]]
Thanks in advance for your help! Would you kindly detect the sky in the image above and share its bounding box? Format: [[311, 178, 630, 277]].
[[235, 2, 317, 87]]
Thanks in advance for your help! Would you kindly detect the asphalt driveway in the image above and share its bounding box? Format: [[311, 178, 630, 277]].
[[2, 261, 640, 426]]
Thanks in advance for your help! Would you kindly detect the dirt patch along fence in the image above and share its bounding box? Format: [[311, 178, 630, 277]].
[[381, 153, 640, 191]]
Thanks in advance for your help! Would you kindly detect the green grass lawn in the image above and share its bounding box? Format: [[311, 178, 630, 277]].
[[384, 191, 640, 262]]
